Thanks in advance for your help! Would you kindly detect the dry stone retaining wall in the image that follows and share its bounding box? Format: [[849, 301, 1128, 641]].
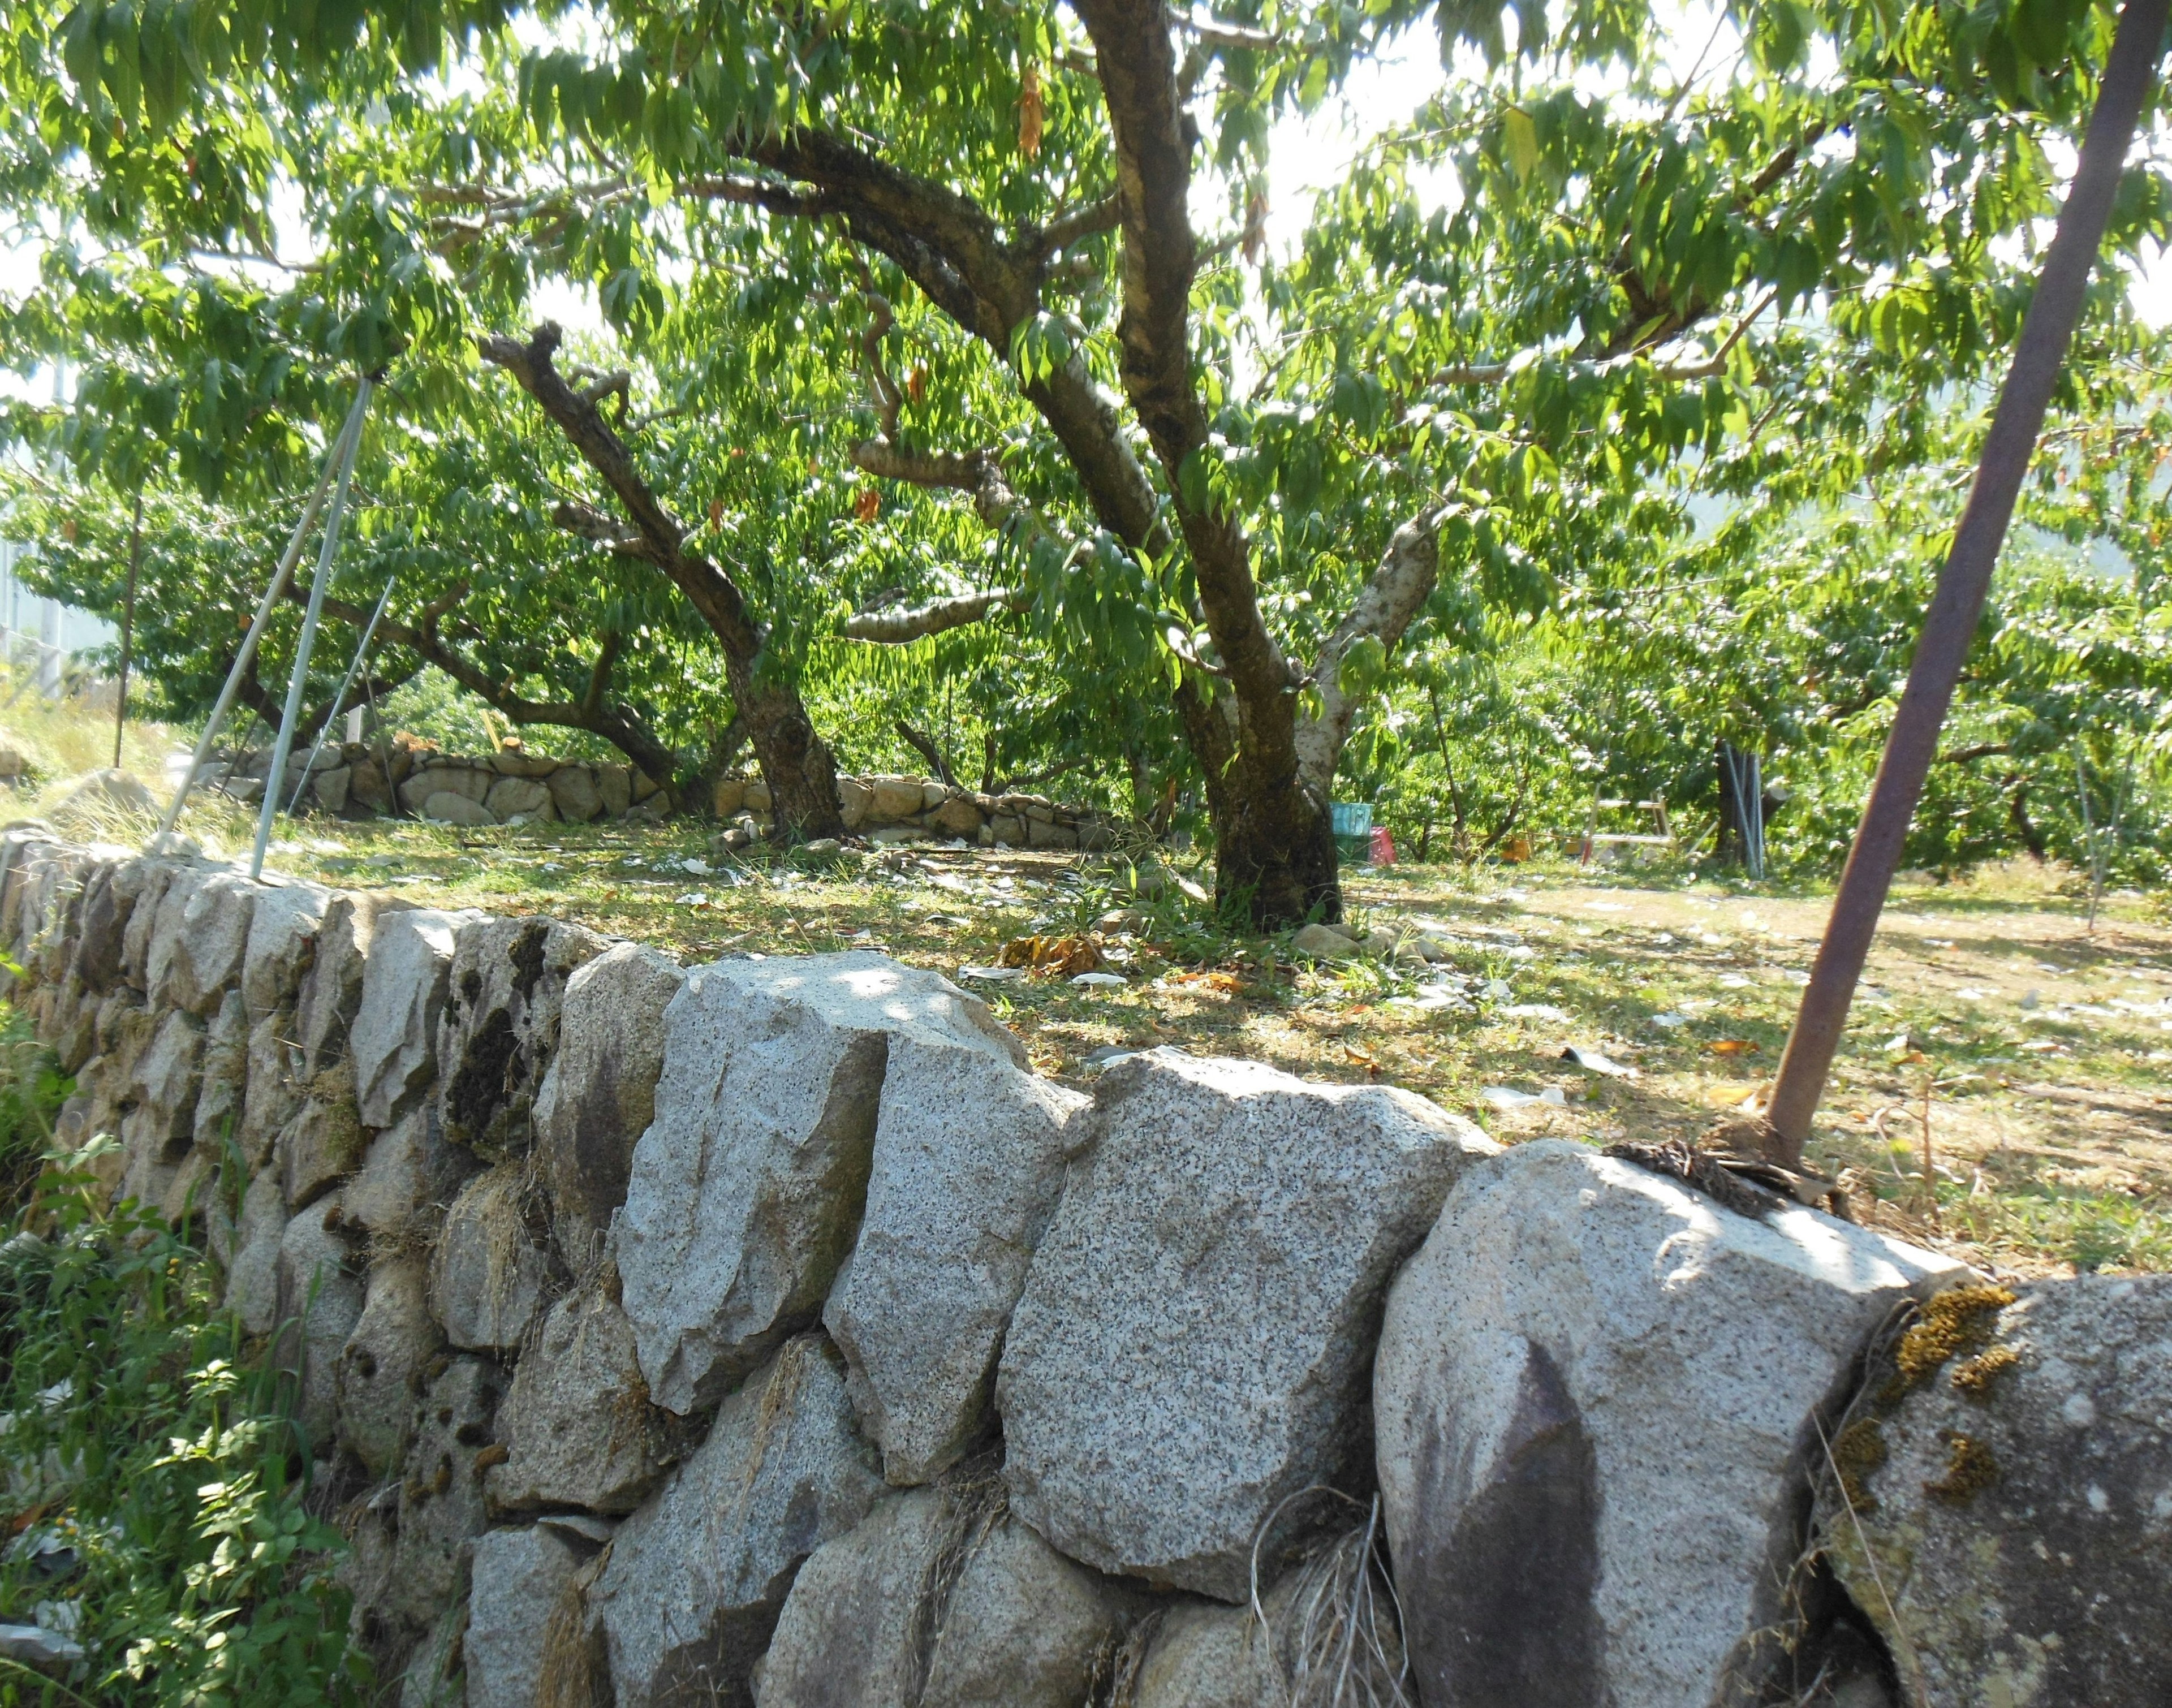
[[203, 739, 1122, 847], [0, 823, 2164, 1708]]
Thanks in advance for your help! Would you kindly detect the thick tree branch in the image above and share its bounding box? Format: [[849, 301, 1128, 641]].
[[552, 499, 660, 560], [481, 324, 764, 659], [1293, 514, 1441, 797], [894, 718, 960, 788], [1075, 0, 1298, 730], [843, 587, 1028, 642], [275, 581, 680, 785]]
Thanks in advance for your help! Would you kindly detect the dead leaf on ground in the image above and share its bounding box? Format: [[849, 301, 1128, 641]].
[[1167, 969, 1244, 994], [999, 933, 1103, 977], [1709, 1038, 1759, 1055]]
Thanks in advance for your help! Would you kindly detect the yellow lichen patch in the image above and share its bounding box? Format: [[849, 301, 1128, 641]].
[[1829, 1415, 1890, 1513], [1950, 1343, 2021, 1399], [1925, 1431, 1999, 1504], [1894, 1286, 2017, 1391]]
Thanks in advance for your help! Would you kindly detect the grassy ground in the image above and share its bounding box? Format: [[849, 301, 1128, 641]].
[[52, 766, 2157, 1284]]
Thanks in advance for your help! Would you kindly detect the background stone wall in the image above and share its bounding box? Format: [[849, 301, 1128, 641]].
[[205, 739, 1121, 846], [0, 825, 2161, 1708]]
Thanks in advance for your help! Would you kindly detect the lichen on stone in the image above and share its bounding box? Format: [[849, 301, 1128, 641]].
[[1893, 1284, 2015, 1392], [1829, 1415, 1890, 1514], [1949, 1343, 2020, 1399], [1925, 1430, 1999, 1504]]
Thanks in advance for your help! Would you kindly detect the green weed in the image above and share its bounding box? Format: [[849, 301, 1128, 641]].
[[0, 1021, 367, 1708]]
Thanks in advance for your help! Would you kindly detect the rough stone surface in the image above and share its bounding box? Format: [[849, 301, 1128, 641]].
[[1290, 921, 1360, 961], [488, 1276, 666, 1516], [120, 1006, 204, 1162], [483, 776, 551, 822], [751, 1488, 948, 1708], [117, 859, 178, 989], [533, 941, 683, 1265], [825, 1032, 1084, 1484], [465, 1525, 594, 1708], [276, 1067, 367, 1210], [336, 1256, 445, 1475], [274, 1191, 368, 1445], [999, 1049, 1496, 1599], [423, 790, 495, 827], [294, 892, 402, 1077], [239, 1012, 304, 1168], [192, 990, 251, 1150], [437, 915, 607, 1158], [390, 1356, 505, 1646], [147, 866, 258, 1016], [223, 1168, 288, 1335], [918, 1509, 1139, 1707], [930, 793, 984, 838], [429, 1164, 554, 1353], [838, 776, 873, 830], [597, 765, 632, 817], [869, 776, 925, 820], [589, 1332, 884, 1707], [44, 767, 154, 832], [620, 953, 1025, 1414], [70, 861, 132, 993], [548, 764, 604, 822], [1374, 1140, 1967, 1708], [352, 908, 471, 1127], [751, 1489, 1127, 1708], [243, 879, 330, 1020], [399, 767, 481, 812], [344, 1104, 478, 1244], [1815, 1274, 2172, 1708], [1124, 1589, 1291, 1708]]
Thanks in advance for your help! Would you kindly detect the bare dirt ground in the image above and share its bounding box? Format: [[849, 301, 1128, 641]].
[[120, 791, 2172, 1280]]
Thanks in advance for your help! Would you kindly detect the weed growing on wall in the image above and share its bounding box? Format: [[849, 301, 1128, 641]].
[[0, 1010, 367, 1708]]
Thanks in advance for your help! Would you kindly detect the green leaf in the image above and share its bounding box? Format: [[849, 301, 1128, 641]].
[[1502, 107, 1540, 184]]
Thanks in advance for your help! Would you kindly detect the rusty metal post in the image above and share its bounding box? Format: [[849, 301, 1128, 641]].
[[1764, 0, 2169, 1164]]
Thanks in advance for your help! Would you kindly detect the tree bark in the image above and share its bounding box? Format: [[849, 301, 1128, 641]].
[[480, 324, 846, 839]]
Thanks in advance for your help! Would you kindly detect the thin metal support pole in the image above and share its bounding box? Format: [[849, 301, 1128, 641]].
[[1764, 0, 2168, 1164], [2072, 737, 2103, 932], [158, 388, 369, 839], [252, 377, 373, 878], [114, 488, 141, 770], [287, 574, 397, 816]]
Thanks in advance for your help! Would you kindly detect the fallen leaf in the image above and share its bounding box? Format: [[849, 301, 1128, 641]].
[[1709, 1038, 1758, 1056], [998, 933, 1104, 977]]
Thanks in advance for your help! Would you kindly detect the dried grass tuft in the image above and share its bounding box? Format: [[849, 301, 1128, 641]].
[[536, 1541, 614, 1708], [1251, 1486, 1412, 1708]]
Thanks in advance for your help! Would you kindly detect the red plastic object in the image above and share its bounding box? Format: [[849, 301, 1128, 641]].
[[1368, 826, 1396, 866]]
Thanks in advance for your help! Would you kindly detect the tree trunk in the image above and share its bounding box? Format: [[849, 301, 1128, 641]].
[[1173, 675, 1337, 921], [740, 684, 843, 838]]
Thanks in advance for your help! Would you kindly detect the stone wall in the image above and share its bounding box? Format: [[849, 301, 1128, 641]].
[[207, 739, 1121, 846], [204, 740, 669, 827], [715, 774, 1122, 851], [0, 825, 2163, 1708]]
